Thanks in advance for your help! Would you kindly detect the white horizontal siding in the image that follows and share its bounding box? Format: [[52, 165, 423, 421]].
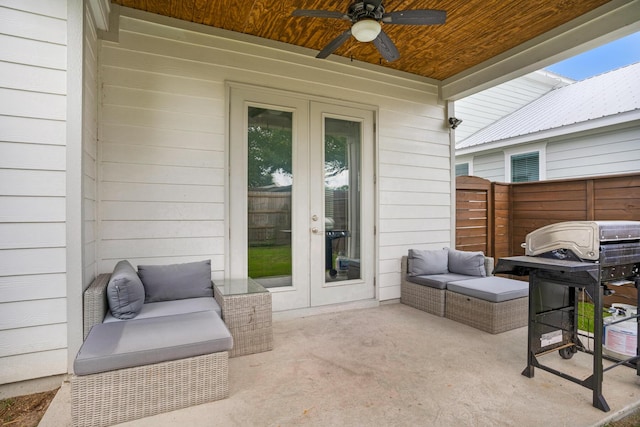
[[470, 152, 505, 182], [0, 223, 65, 249], [0, 61, 66, 94], [0, 324, 67, 358], [98, 13, 448, 303], [0, 5, 66, 44], [0, 273, 66, 303], [0, 116, 66, 145], [0, 0, 68, 385], [0, 349, 66, 385], [547, 126, 640, 179]]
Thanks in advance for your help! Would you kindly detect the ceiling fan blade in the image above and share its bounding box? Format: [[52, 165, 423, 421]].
[[291, 9, 348, 20], [373, 30, 400, 62], [382, 9, 446, 25], [316, 29, 352, 59]]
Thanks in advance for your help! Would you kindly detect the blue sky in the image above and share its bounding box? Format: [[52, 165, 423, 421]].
[[546, 31, 640, 80]]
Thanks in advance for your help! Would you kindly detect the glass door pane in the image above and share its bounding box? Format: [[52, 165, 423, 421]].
[[247, 107, 293, 288], [324, 118, 361, 282]]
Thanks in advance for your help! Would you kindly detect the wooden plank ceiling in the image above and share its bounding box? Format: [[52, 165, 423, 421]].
[[111, 0, 611, 80]]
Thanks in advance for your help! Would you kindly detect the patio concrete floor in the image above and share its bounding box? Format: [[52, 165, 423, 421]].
[[41, 302, 640, 426]]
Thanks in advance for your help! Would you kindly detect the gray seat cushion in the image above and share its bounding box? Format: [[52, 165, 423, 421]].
[[74, 310, 233, 376], [103, 297, 222, 323], [406, 273, 476, 289], [447, 277, 529, 303]]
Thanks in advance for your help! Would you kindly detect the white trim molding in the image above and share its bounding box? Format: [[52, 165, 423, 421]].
[[88, 0, 110, 31]]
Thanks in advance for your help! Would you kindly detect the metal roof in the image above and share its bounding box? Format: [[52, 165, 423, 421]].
[[456, 61, 640, 150]]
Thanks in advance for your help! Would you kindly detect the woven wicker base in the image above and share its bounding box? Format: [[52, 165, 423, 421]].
[[401, 280, 446, 317], [214, 286, 273, 357], [83, 273, 110, 339], [71, 352, 229, 427], [445, 290, 528, 334], [400, 256, 445, 317]]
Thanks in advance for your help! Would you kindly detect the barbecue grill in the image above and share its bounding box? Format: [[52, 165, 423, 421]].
[[495, 221, 640, 412]]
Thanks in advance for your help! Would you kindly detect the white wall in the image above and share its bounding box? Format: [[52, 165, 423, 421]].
[[546, 124, 640, 179], [0, 0, 68, 384], [97, 9, 450, 302], [458, 152, 505, 183]]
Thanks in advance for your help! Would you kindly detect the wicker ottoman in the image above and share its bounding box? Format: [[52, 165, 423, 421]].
[[445, 277, 529, 334]]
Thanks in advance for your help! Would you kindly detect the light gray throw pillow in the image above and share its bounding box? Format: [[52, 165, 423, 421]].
[[139, 260, 213, 303], [107, 260, 145, 319], [407, 248, 449, 276], [447, 249, 486, 277]]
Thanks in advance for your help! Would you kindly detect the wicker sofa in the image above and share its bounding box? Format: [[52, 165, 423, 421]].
[[71, 260, 233, 427], [401, 248, 528, 333]]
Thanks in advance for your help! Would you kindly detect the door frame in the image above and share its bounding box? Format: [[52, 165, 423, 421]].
[[226, 82, 378, 311], [309, 102, 376, 306]]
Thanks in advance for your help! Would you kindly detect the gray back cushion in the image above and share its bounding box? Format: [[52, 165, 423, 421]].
[[107, 260, 145, 319], [447, 249, 486, 277], [407, 248, 449, 276], [139, 260, 213, 303]]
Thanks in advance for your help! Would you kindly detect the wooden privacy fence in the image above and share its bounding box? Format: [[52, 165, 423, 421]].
[[456, 172, 640, 260]]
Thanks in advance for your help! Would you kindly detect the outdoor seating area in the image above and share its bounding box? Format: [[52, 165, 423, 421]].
[[71, 260, 237, 427], [401, 248, 529, 333]]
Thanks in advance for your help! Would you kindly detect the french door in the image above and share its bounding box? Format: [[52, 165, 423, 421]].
[[229, 86, 374, 311]]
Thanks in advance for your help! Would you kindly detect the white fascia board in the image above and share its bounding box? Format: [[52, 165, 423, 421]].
[[440, 0, 640, 101], [455, 111, 640, 156], [88, 0, 110, 31]]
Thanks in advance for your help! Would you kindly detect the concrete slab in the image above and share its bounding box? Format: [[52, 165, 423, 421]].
[[42, 303, 640, 426]]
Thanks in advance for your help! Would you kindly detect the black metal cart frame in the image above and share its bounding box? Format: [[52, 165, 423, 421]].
[[496, 256, 640, 412]]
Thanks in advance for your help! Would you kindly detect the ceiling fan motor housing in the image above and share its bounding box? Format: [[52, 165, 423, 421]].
[[349, 2, 385, 22]]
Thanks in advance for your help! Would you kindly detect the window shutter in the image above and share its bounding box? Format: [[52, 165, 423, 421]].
[[511, 152, 539, 182]]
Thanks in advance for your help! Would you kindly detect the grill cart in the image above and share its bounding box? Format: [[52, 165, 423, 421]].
[[495, 221, 640, 412]]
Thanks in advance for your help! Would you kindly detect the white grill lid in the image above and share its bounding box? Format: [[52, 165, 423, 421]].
[[524, 221, 640, 261]]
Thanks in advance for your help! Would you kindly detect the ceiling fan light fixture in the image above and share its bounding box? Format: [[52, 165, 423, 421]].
[[351, 19, 381, 42]]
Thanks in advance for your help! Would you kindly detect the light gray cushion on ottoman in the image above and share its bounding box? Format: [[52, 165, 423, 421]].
[[406, 273, 476, 290], [103, 297, 222, 323], [74, 310, 233, 376], [447, 277, 529, 303]]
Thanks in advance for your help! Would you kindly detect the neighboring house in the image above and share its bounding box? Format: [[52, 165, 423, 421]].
[[454, 70, 574, 143], [455, 62, 640, 182], [0, 0, 639, 392]]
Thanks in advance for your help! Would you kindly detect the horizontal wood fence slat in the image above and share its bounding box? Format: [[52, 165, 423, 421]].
[[456, 173, 640, 262]]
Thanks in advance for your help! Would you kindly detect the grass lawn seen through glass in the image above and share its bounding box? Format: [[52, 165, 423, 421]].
[[249, 245, 292, 278]]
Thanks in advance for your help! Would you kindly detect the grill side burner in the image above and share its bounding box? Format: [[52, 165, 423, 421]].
[[495, 220, 640, 413]]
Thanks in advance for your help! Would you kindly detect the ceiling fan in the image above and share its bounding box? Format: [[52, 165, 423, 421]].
[[291, 0, 446, 62]]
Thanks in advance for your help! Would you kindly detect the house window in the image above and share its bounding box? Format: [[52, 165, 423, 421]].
[[455, 163, 469, 176], [511, 152, 539, 182]]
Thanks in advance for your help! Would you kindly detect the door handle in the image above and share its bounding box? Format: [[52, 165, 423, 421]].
[[311, 227, 320, 234]]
